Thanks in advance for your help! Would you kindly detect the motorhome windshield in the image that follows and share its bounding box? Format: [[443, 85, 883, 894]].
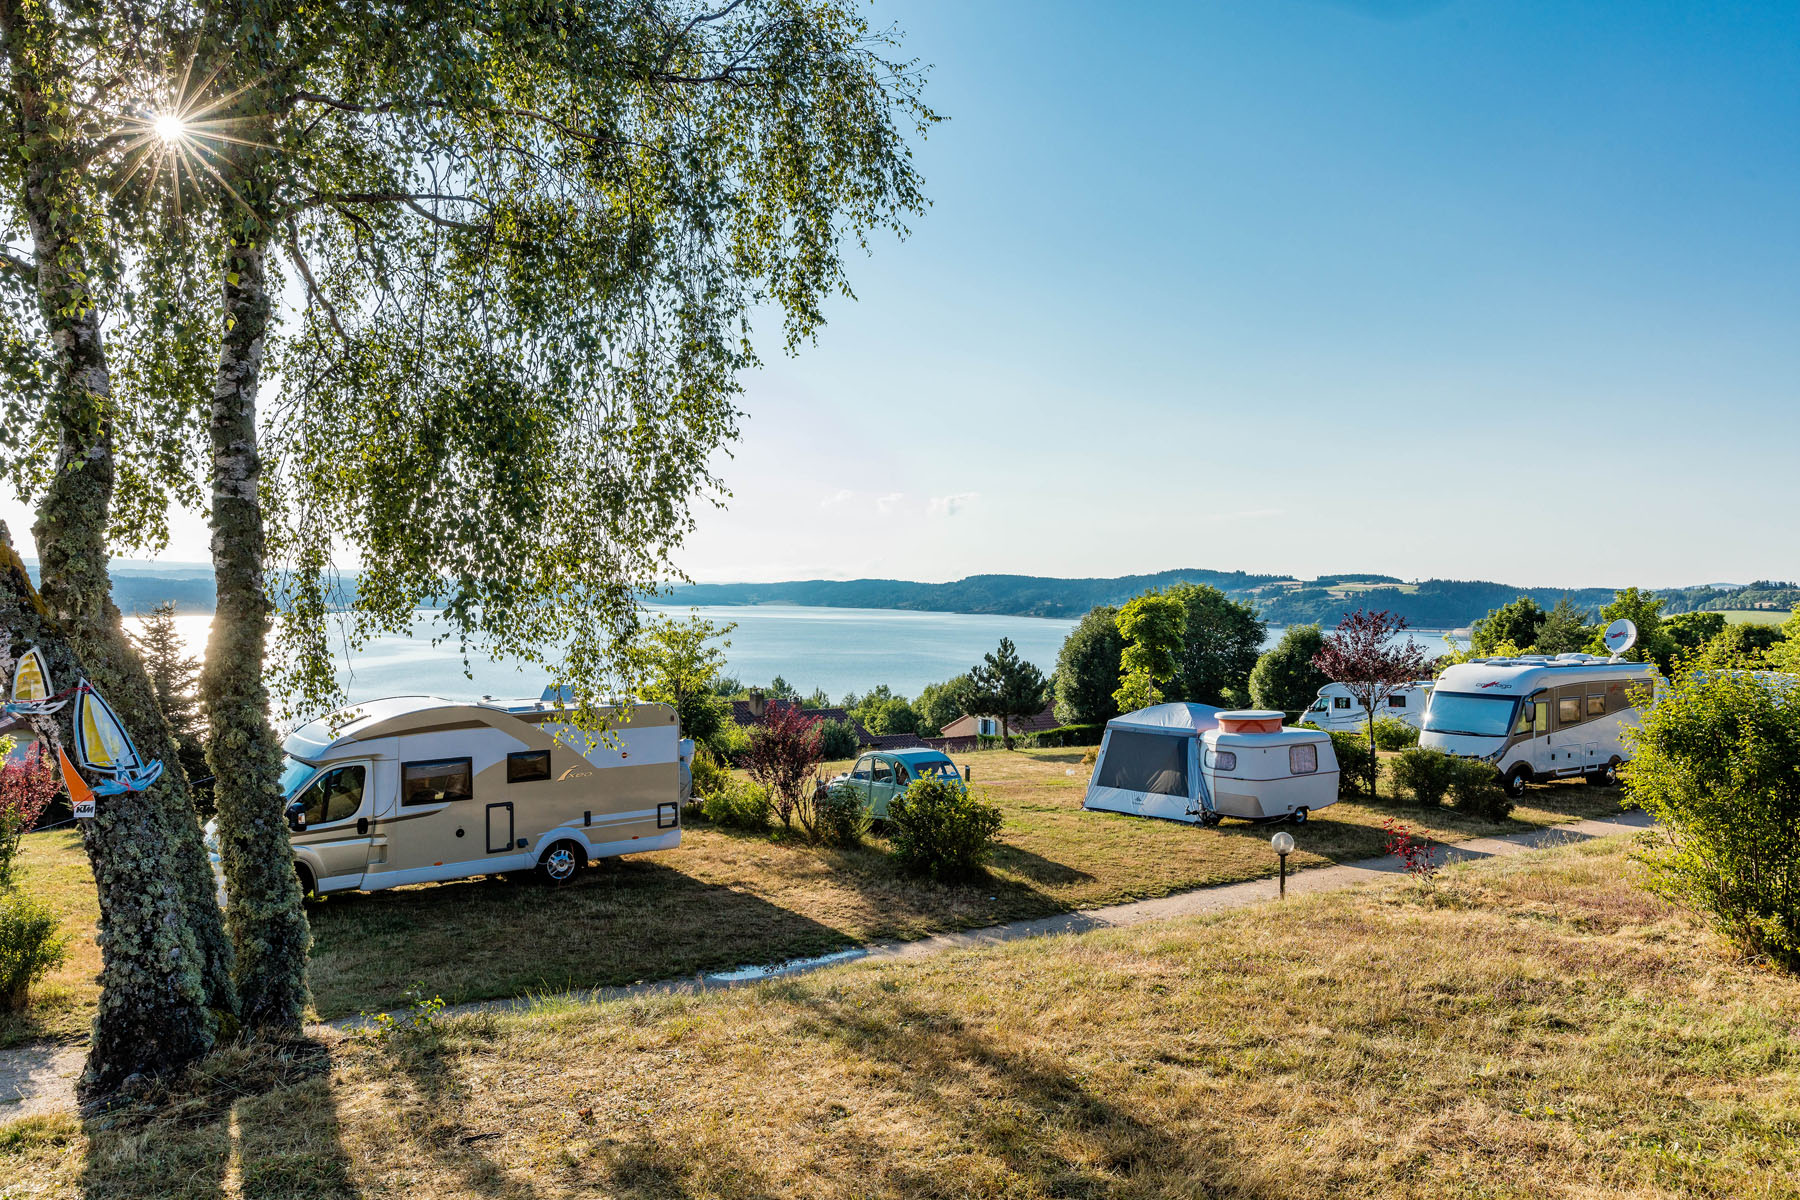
[[1422, 692, 1519, 738], [280, 755, 316, 799]]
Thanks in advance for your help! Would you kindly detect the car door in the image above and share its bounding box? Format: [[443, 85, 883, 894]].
[[292, 762, 375, 888], [847, 755, 875, 808], [869, 756, 899, 819]]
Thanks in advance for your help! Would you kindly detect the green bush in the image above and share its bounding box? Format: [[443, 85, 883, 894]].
[[887, 776, 1005, 881], [817, 718, 861, 761], [812, 782, 871, 848], [1390, 746, 1458, 807], [0, 890, 66, 1011], [1022, 724, 1105, 748], [1371, 716, 1420, 751], [699, 777, 773, 831], [1328, 732, 1375, 797], [1446, 757, 1512, 821], [689, 744, 729, 800], [1624, 668, 1800, 968]]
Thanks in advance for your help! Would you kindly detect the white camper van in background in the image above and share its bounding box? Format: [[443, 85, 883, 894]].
[[1302, 680, 1433, 731], [1420, 655, 1657, 796], [271, 693, 681, 896]]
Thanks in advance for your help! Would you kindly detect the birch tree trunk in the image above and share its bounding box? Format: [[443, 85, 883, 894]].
[[201, 233, 311, 1033], [1, 526, 216, 1096], [1, 4, 238, 1055]]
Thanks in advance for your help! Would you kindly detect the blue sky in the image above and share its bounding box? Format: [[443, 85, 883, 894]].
[[6, 0, 1795, 589]]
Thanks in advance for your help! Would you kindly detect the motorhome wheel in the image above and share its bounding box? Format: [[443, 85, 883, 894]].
[[538, 840, 587, 885], [1504, 765, 1533, 798], [1585, 758, 1620, 788]]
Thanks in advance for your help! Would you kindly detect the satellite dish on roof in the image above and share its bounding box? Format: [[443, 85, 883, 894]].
[[1603, 618, 1637, 659]]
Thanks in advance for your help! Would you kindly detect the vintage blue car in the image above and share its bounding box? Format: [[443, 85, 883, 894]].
[[831, 747, 966, 818]]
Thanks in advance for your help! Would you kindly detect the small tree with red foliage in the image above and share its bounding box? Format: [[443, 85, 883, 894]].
[[1313, 609, 1429, 799], [742, 703, 824, 831], [0, 743, 61, 887]]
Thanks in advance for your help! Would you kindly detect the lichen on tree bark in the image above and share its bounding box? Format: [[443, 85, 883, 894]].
[[202, 233, 310, 1033], [1, 524, 216, 1097]]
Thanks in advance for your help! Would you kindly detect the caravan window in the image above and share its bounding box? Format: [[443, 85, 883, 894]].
[[1289, 744, 1318, 775], [1205, 747, 1237, 771], [297, 765, 365, 827], [1095, 731, 1189, 797], [507, 750, 551, 783], [402, 757, 473, 806]]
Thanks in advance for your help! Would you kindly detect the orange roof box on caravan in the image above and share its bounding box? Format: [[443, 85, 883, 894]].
[[1215, 710, 1285, 734]]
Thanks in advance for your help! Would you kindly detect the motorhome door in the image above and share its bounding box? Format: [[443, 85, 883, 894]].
[[291, 761, 376, 889]]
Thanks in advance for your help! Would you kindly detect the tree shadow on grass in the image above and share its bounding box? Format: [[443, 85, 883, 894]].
[[304, 859, 866, 1019], [78, 1035, 359, 1200]]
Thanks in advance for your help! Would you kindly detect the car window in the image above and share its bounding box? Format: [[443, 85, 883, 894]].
[[850, 756, 873, 781], [873, 759, 895, 784], [300, 765, 366, 826]]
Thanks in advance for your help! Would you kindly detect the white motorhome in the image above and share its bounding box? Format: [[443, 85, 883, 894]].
[[1419, 655, 1657, 796], [1302, 680, 1434, 731], [275, 693, 682, 896]]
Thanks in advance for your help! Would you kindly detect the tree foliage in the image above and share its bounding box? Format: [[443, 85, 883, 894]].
[[1625, 668, 1800, 969], [742, 703, 823, 830], [1248, 623, 1326, 716], [955, 638, 1047, 750], [1113, 593, 1185, 714], [1052, 605, 1124, 726], [1313, 609, 1429, 798], [629, 614, 734, 745], [1588, 587, 1674, 669], [1470, 596, 1546, 656], [912, 675, 967, 738], [1162, 583, 1264, 707]]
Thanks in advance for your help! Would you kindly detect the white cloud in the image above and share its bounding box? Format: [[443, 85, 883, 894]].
[[819, 488, 855, 509], [875, 492, 905, 515], [929, 492, 979, 518]]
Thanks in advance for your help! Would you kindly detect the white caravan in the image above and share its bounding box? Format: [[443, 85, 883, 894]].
[[274, 693, 681, 896], [1302, 680, 1434, 731], [1084, 704, 1338, 826], [1419, 655, 1657, 796]]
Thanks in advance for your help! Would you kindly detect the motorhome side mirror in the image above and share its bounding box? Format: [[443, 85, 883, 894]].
[[285, 800, 307, 832]]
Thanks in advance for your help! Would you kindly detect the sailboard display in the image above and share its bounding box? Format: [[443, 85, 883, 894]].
[[74, 681, 164, 794]]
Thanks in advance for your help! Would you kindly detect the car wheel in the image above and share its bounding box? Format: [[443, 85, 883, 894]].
[[1504, 765, 1533, 799], [1290, 807, 1309, 826], [537, 839, 587, 886]]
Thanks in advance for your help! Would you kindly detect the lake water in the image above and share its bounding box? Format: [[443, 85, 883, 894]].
[[125, 605, 1457, 708]]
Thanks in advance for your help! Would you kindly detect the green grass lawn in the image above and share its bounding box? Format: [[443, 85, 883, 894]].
[[7, 837, 1794, 1198], [6, 747, 1630, 1039]]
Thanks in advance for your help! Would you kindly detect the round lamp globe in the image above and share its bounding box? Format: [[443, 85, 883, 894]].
[[1271, 831, 1296, 856]]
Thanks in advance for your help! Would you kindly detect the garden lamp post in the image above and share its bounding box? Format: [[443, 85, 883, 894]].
[[1271, 831, 1296, 899]]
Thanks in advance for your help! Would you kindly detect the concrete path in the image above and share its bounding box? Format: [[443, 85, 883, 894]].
[[0, 809, 1653, 1119]]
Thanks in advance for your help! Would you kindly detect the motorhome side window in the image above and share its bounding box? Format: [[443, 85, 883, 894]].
[[1332, 697, 1351, 711], [1585, 694, 1606, 718], [299, 765, 365, 826], [506, 750, 551, 784], [1557, 696, 1583, 726], [402, 757, 473, 806], [1387, 695, 1406, 708]]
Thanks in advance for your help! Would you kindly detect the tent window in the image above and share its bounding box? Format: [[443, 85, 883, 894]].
[[1095, 731, 1189, 796]]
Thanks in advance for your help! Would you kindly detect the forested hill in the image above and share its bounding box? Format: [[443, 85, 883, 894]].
[[32, 560, 1798, 630]]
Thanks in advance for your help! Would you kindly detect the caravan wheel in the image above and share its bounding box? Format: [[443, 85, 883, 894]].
[[537, 840, 587, 886], [1290, 807, 1309, 826]]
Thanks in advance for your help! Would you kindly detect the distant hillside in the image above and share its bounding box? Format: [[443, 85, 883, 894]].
[[26, 560, 1796, 631]]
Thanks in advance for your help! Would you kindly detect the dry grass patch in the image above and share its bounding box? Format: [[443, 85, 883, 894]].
[[10, 749, 1629, 1029], [7, 838, 1798, 1198], [1, 829, 98, 1050]]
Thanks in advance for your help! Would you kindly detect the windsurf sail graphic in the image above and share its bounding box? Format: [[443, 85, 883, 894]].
[[76, 682, 143, 774], [11, 646, 50, 704]]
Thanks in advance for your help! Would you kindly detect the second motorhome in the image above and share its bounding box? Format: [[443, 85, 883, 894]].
[[274, 693, 681, 896], [1302, 680, 1434, 731], [1419, 655, 1657, 796]]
